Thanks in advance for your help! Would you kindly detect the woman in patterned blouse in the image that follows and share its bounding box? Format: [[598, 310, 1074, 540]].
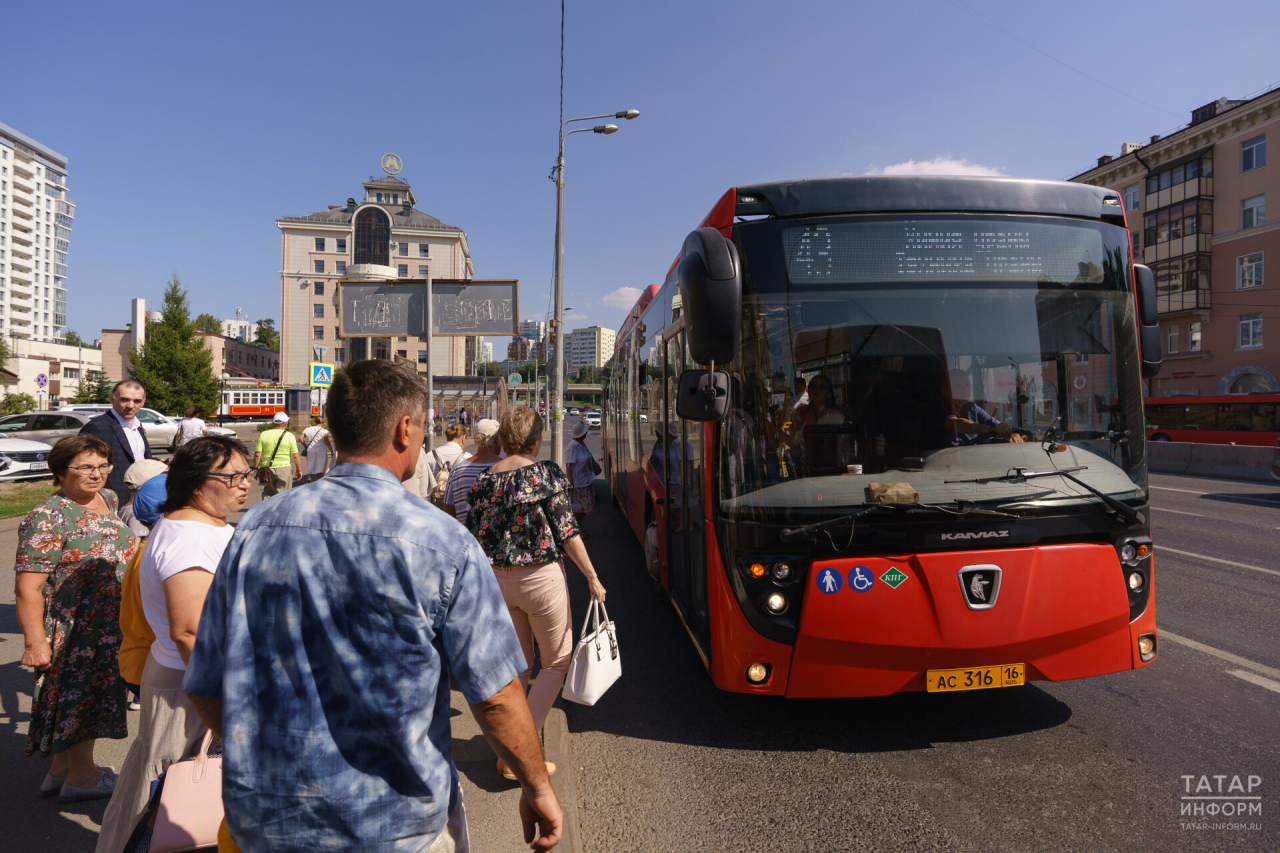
[[466, 406, 605, 780], [14, 434, 137, 802]]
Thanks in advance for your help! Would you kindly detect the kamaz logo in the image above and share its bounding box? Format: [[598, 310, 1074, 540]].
[[941, 531, 1010, 541]]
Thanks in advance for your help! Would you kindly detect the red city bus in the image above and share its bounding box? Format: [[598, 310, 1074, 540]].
[[1145, 394, 1280, 446], [603, 176, 1162, 697]]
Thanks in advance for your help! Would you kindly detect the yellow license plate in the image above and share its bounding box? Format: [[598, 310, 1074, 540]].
[[927, 663, 1025, 693]]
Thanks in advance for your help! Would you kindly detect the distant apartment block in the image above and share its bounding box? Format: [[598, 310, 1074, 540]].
[[0, 122, 74, 344], [222, 318, 259, 342], [565, 325, 616, 372], [1071, 87, 1280, 395]]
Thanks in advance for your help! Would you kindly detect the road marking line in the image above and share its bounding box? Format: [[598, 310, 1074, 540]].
[[1160, 629, 1280, 680], [1152, 507, 1205, 517], [1158, 546, 1280, 578], [1227, 669, 1280, 695], [1150, 485, 1280, 503]]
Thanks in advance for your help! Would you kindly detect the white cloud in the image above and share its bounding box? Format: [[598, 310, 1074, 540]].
[[864, 158, 1006, 177], [602, 287, 642, 309]]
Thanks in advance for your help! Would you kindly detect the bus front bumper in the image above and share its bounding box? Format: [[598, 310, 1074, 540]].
[[784, 544, 1152, 698]]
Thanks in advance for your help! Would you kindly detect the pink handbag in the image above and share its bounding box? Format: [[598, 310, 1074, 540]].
[[149, 730, 223, 853]]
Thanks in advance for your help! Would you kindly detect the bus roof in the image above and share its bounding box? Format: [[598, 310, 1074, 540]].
[[734, 176, 1125, 225], [1146, 394, 1280, 404]]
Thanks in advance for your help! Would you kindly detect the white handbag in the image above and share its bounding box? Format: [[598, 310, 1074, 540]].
[[562, 600, 621, 705]]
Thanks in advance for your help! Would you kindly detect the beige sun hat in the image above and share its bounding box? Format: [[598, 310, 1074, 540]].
[[124, 459, 168, 490]]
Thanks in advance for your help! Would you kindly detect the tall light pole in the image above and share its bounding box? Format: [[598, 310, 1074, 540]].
[[550, 109, 639, 465]]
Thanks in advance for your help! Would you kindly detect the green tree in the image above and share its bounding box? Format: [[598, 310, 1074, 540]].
[[63, 330, 99, 349], [0, 392, 38, 416], [0, 334, 9, 369], [127, 274, 221, 415], [254, 318, 279, 351], [194, 313, 223, 334], [72, 370, 113, 404]]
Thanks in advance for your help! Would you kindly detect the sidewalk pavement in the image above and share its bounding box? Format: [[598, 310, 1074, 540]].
[[0, 437, 581, 852]]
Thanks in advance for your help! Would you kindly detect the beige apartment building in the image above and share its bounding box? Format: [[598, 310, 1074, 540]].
[[566, 325, 616, 373], [276, 175, 474, 385], [1071, 86, 1280, 396], [102, 299, 278, 383]]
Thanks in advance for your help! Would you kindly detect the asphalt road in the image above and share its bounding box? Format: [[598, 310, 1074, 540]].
[[561, 468, 1279, 852]]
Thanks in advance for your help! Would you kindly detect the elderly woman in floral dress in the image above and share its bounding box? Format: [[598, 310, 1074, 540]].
[[14, 434, 137, 802]]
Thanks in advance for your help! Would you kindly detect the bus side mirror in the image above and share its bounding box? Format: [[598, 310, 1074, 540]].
[[678, 228, 742, 365], [676, 369, 730, 421], [1134, 264, 1162, 378]]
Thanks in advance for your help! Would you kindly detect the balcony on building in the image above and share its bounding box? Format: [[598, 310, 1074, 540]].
[[1154, 255, 1212, 314]]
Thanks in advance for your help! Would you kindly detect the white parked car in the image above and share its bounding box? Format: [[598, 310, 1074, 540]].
[[0, 437, 54, 480], [60, 405, 237, 450]]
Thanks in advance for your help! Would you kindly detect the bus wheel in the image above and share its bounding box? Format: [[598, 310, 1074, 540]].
[[1151, 433, 1172, 442], [644, 523, 664, 596]]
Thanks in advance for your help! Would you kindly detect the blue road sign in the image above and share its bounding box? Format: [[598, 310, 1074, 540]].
[[309, 362, 334, 387], [35, 373, 48, 389], [816, 566, 843, 594], [849, 565, 875, 593]]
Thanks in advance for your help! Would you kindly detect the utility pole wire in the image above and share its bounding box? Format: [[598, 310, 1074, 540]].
[[942, 0, 1182, 119]]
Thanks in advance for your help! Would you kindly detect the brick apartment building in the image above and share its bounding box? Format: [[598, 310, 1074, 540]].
[[1070, 85, 1280, 396]]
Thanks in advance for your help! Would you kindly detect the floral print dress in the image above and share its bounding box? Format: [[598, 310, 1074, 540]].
[[15, 490, 136, 757], [465, 461, 581, 565]]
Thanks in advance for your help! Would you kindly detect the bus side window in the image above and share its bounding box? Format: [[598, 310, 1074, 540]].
[[1217, 403, 1251, 431], [1252, 403, 1279, 432]]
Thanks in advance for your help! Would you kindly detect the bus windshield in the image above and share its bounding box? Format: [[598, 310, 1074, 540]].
[[721, 214, 1147, 518]]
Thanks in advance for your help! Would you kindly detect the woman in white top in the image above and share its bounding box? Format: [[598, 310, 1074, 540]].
[[176, 405, 208, 448], [300, 416, 335, 484], [406, 422, 472, 500], [95, 435, 251, 853]]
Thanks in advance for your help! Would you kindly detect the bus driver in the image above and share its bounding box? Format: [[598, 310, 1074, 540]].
[[947, 369, 1025, 446]]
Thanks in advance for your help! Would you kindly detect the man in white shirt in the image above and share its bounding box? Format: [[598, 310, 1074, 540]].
[[78, 380, 155, 503]]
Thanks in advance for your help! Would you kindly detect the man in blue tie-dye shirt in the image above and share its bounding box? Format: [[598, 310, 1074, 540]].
[[184, 360, 562, 852]]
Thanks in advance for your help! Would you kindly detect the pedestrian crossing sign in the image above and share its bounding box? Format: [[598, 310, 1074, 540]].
[[310, 362, 334, 387]]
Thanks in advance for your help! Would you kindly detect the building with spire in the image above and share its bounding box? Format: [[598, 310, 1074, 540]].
[[275, 174, 475, 385]]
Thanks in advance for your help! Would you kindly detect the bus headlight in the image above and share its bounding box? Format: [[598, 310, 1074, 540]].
[[1120, 543, 1137, 563], [1138, 633, 1156, 661], [1128, 571, 1145, 591], [748, 562, 767, 579], [764, 592, 788, 614], [771, 560, 792, 581], [746, 663, 770, 684]]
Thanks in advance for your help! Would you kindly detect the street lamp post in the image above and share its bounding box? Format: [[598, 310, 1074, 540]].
[[550, 109, 639, 466]]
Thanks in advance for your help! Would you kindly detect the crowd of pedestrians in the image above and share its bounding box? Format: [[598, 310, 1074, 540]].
[[13, 367, 604, 852]]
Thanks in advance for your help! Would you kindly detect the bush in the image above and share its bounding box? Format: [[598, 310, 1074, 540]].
[[0, 393, 38, 417]]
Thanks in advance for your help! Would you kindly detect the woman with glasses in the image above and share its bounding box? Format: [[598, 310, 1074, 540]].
[[15, 435, 136, 802], [96, 435, 251, 853]]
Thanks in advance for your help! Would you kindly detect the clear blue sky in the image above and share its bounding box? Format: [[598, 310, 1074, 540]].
[[5, 0, 1278, 349]]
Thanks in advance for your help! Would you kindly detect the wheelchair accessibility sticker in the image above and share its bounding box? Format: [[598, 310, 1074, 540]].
[[849, 565, 875, 592], [816, 567, 843, 594]]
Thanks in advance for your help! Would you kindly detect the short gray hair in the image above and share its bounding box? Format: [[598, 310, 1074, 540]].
[[325, 360, 428, 455]]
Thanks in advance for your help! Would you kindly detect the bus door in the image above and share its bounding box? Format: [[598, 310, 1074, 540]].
[[664, 330, 711, 651]]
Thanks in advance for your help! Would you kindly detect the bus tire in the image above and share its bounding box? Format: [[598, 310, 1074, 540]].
[[644, 522, 664, 596], [1150, 433, 1172, 442]]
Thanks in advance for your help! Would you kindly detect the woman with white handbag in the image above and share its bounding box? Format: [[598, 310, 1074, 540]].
[[466, 406, 606, 780]]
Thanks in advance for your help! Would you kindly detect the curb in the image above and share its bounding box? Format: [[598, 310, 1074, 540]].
[[543, 707, 582, 853]]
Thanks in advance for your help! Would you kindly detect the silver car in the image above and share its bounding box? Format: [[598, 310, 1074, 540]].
[[60, 405, 236, 450], [0, 411, 93, 446]]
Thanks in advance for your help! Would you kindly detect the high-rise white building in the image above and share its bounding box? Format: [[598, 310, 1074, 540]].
[[0, 122, 73, 344], [222, 318, 259, 342], [482, 341, 494, 363], [566, 325, 616, 372], [518, 320, 548, 344]]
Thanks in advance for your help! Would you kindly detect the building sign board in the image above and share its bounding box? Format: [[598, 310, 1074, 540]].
[[337, 279, 517, 338]]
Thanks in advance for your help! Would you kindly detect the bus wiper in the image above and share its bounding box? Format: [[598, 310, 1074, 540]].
[[779, 501, 1017, 543], [944, 466, 1144, 524]]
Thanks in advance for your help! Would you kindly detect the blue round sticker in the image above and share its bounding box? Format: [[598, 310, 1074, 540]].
[[816, 566, 843, 594], [849, 565, 875, 593]]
